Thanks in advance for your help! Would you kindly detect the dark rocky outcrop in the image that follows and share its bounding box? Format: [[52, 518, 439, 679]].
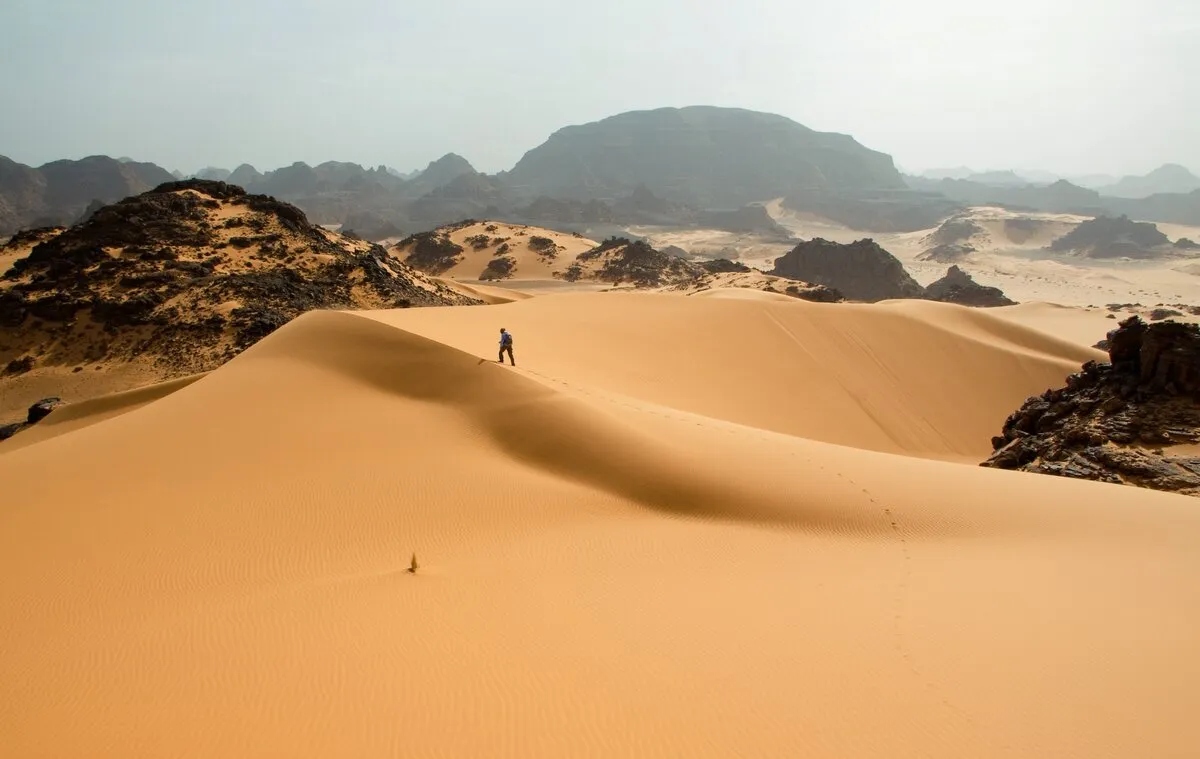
[[924, 266, 1015, 307], [1175, 237, 1199, 250], [0, 397, 63, 441], [479, 255, 516, 281], [982, 317, 1200, 495], [1048, 215, 1171, 259], [574, 237, 704, 287], [770, 238, 925, 302], [1, 180, 478, 379], [395, 230, 465, 275], [699, 258, 752, 274]]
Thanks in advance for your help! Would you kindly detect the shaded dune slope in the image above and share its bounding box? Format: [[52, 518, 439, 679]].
[[364, 293, 1100, 460]]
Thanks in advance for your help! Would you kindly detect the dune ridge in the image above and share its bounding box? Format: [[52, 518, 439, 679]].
[[2, 292, 1199, 758]]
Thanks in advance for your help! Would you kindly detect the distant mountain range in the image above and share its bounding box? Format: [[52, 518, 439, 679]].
[[904, 173, 1200, 226], [0, 155, 175, 235], [3, 107, 1199, 239], [913, 164, 1200, 199]]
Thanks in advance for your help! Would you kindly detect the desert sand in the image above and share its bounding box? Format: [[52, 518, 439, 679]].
[[746, 202, 1200, 310], [4, 291, 1200, 758]]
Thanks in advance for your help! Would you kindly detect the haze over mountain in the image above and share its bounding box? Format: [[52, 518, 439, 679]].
[[503, 106, 904, 207], [915, 165, 1200, 195], [0, 154, 174, 235], [1096, 164, 1200, 199], [1, 0, 1196, 178]]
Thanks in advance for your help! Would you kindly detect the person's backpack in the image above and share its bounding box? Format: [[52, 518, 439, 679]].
[[502, 331, 513, 346]]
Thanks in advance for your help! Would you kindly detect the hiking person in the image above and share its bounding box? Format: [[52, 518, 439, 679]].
[[498, 327, 515, 365]]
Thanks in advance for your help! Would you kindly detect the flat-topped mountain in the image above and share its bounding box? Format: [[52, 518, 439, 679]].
[[504, 106, 906, 208]]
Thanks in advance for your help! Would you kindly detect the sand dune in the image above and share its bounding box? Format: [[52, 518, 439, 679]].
[[365, 293, 1097, 460], [2, 293, 1199, 758]]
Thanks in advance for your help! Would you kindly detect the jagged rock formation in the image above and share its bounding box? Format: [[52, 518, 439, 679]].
[[1174, 237, 1199, 250], [0, 155, 176, 236], [982, 317, 1200, 495], [0, 180, 478, 380], [924, 266, 1015, 307], [1048, 215, 1171, 259], [505, 106, 905, 208], [770, 238, 925, 302]]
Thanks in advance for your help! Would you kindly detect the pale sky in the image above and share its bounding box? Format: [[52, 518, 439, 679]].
[[1, 0, 1196, 178]]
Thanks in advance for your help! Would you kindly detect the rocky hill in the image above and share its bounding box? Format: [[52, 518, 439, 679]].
[[1, 180, 477, 389], [0, 155, 176, 236], [770, 238, 926, 302], [564, 237, 706, 287], [924, 266, 1015, 307], [982, 317, 1200, 495], [1048, 215, 1172, 259], [504, 106, 905, 208]]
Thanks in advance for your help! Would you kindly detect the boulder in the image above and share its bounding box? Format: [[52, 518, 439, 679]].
[[924, 266, 1015, 307]]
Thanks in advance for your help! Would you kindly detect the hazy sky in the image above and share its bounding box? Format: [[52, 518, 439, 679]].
[[2, 0, 1196, 177]]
